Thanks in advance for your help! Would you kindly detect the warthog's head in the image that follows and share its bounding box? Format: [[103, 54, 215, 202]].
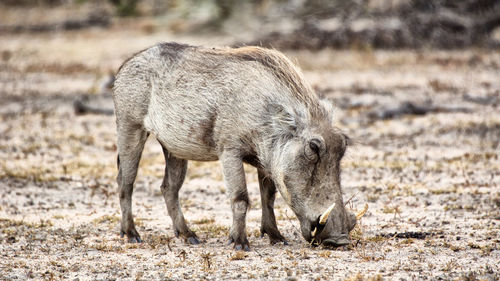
[[269, 103, 356, 247]]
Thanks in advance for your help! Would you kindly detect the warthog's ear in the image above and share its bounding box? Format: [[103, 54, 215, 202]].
[[268, 103, 300, 137], [319, 99, 336, 123], [342, 133, 353, 147]]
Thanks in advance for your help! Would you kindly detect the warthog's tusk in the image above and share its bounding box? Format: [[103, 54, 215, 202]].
[[319, 202, 336, 225]]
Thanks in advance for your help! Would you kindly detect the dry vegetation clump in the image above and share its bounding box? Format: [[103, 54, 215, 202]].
[[229, 251, 248, 261]]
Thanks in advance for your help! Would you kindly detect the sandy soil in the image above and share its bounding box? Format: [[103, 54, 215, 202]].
[[0, 18, 499, 280]]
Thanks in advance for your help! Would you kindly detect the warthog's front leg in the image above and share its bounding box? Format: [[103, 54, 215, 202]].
[[160, 146, 200, 245], [221, 150, 250, 251], [258, 170, 288, 245]]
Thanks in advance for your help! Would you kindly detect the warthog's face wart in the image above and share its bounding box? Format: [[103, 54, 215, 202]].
[[270, 109, 356, 246]]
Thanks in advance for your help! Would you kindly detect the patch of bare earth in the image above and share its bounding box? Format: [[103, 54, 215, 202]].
[[1, 20, 499, 281]]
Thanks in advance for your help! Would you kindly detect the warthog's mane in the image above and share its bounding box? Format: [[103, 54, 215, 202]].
[[210, 46, 321, 112]]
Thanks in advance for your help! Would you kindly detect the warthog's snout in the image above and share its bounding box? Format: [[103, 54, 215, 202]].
[[322, 234, 350, 247], [304, 204, 357, 247]]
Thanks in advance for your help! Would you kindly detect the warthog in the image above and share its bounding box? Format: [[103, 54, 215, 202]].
[[112, 42, 356, 250]]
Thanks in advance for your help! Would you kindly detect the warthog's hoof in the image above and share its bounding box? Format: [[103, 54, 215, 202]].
[[227, 237, 250, 251], [272, 239, 289, 245], [120, 230, 142, 243], [234, 243, 250, 251], [174, 229, 200, 245], [187, 236, 201, 245], [260, 228, 288, 245], [264, 234, 288, 245]]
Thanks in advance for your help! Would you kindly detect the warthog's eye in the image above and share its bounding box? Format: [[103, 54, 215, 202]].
[[309, 140, 320, 154], [305, 138, 322, 163]]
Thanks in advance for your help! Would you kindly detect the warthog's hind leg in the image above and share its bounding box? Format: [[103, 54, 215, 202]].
[[116, 126, 148, 243], [258, 170, 288, 245], [160, 145, 200, 245]]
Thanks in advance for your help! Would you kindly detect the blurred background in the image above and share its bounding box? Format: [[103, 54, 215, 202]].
[[1, 0, 499, 115], [2, 0, 500, 48], [0, 1, 499, 280]]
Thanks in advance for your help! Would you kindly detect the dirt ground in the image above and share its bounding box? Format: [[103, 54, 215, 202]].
[[1, 15, 499, 281]]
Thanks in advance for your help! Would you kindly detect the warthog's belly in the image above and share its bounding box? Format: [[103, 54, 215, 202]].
[[142, 94, 219, 161]]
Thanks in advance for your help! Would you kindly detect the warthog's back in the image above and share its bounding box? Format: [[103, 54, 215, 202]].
[[113, 42, 320, 161]]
